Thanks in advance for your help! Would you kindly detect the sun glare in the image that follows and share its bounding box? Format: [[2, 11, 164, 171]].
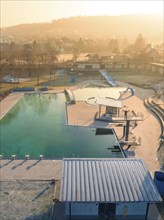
[[75, 1, 163, 16]]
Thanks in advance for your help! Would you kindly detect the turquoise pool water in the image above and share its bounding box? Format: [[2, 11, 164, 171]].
[[0, 93, 123, 159]]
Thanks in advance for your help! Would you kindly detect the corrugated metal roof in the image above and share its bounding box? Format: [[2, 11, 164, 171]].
[[96, 98, 122, 108], [60, 158, 162, 203]]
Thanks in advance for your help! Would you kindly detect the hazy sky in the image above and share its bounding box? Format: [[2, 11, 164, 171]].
[[1, 0, 163, 27]]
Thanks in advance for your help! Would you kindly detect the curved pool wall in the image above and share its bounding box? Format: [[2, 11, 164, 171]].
[[0, 93, 123, 159], [73, 87, 128, 102]]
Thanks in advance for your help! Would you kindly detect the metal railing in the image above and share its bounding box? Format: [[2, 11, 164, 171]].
[[94, 111, 143, 121]]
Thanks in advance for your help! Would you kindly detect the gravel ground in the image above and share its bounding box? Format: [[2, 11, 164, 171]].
[[0, 180, 55, 220]]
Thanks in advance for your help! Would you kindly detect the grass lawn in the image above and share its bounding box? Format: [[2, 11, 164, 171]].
[[0, 70, 163, 100]]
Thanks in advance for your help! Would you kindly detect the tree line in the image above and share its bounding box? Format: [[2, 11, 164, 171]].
[[0, 34, 163, 70]]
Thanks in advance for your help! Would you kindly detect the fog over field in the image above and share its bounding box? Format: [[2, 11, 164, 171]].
[[1, 15, 163, 43]]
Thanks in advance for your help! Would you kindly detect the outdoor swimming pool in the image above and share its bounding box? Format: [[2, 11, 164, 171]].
[[0, 93, 123, 159]]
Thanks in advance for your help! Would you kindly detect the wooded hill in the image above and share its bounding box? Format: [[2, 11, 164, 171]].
[[1, 15, 163, 43]]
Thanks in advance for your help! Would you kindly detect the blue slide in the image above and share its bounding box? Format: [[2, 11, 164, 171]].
[[99, 70, 117, 87]]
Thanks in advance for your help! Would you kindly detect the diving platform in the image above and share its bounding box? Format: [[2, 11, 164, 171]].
[[112, 115, 143, 122], [95, 109, 143, 142], [95, 113, 143, 122]]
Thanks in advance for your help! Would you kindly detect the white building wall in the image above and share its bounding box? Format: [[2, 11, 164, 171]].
[[77, 63, 100, 69], [105, 64, 113, 69], [152, 66, 156, 72], [145, 65, 150, 70], [115, 64, 122, 69], [123, 63, 128, 68], [77, 64, 85, 69], [91, 64, 100, 69], [158, 67, 164, 75], [137, 64, 143, 70], [65, 202, 98, 216], [116, 203, 147, 216], [129, 64, 136, 69]]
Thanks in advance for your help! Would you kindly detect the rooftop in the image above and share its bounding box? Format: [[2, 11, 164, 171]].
[[60, 158, 162, 203], [96, 97, 122, 108]]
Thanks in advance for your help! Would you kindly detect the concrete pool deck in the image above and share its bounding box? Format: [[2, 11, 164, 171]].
[[0, 83, 163, 220], [0, 159, 62, 181], [66, 86, 161, 176], [0, 92, 24, 119], [67, 100, 160, 176], [0, 83, 161, 176]]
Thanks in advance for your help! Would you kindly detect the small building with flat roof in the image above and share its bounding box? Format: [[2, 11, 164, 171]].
[[96, 97, 122, 118], [60, 158, 162, 220]]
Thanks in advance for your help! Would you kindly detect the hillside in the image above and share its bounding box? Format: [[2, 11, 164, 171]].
[[1, 15, 163, 43]]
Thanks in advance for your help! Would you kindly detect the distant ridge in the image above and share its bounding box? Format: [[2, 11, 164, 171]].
[[1, 15, 163, 42]]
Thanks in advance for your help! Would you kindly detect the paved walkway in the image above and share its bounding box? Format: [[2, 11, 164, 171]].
[[117, 81, 154, 100], [67, 88, 160, 176], [0, 92, 24, 119], [0, 160, 62, 181], [0, 85, 161, 176], [122, 95, 160, 176]]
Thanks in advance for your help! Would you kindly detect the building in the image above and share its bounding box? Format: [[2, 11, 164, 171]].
[[60, 158, 162, 220], [75, 61, 101, 71], [144, 45, 160, 62], [96, 98, 122, 119], [138, 44, 160, 63]]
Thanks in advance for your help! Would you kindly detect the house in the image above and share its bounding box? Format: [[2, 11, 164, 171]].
[[141, 44, 160, 62], [60, 158, 162, 220], [100, 55, 114, 63], [85, 53, 99, 61]]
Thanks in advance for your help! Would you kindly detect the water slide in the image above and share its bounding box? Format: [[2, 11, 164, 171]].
[[99, 70, 117, 87], [118, 87, 135, 100]]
